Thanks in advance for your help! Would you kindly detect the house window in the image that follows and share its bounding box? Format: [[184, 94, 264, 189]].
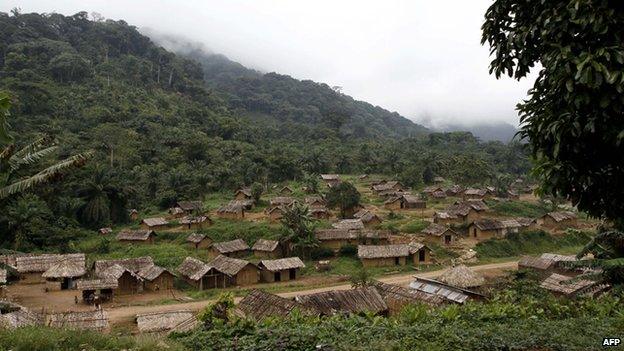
[[444, 235, 452, 245]]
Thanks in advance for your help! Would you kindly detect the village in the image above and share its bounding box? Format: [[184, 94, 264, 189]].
[[0, 174, 601, 335]]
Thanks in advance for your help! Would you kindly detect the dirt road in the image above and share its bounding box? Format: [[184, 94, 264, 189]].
[[106, 260, 518, 325]]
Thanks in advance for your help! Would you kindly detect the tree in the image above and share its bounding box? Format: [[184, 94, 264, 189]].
[[0, 92, 92, 200], [78, 166, 130, 227], [482, 1, 624, 227], [279, 203, 318, 259], [5, 194, 52, 249], [250, 182, 263, 203], [301, 172, 319, 194], [482, 1, 624, 283], [326, 181, 361, 218], [493, 173, 512, 198]]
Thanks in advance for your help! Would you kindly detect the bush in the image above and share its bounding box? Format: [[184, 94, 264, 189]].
[[311, 247, 334, 259], [399, 219, 429, 233], [339, 244, 357, 256]]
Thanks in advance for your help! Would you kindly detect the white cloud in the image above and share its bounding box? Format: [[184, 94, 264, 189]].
[[2, 0, 536, 127]]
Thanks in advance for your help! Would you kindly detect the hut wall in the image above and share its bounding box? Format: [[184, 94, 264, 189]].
[[45, 279, 62, 291], [361, 257, 406, 268], [144, 272, 175, 291], [311, 212, 330, 220], [20, 272, 44, 284], [464, 210, 480, 224], [470, 226, 501, 240], [384, 201, 402, 210], [119, 237, 154, 245], [410, 250, 431, 265], [191, 239, 212, 249], [405, 202, 426, 209], [233, 265, 259, 286], [318, 239, 353, 251], [117, 272, 142, 295], [268, 212, 283, 221]]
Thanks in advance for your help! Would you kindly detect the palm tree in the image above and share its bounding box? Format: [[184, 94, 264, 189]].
[[0, 92, 92, 200], [279, 203, 318, 259], [78, 167, 130, 226]]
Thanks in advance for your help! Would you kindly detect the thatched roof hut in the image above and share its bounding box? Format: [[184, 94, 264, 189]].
[[320, 174, 340, 181], [15, 253, 85, 274], [422, 223, 457, 237], [116, 229, 156, 242], [46, 310, 109, 331], [332, 219, 365, 230], [316, 229, 357, 241], [94, 257, 154, 276], [99, 264, 143, 281], [358, 245, 409, 259], [436, 265, 485, 288], [138, 265, 176, 281], [186, 233, 208, 244], [136, 310, 195, 334], [180, 216, 211, 226], [208, 255, 254, 276], [353, 210, 382, 224], [141, 217, 169, 227], [211, 239, 249, 255], [295, 287, 388, 316], [177, 257, 210, 281], [176, 201, 203, 212], [542, 211, 577, 222], [236, 289, 314, 320], [252, 239, 279, 253], [259, 257, 305, 272], [42, 258, 86, 279]]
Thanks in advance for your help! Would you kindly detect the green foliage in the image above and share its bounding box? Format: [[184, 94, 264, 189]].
[[349, 267, 373, 288], [310, 246, 334, 260], [483, 1, 624, 226], [399, 219, 429, 234], [475, 230, 591, 259], [279, 203, 318, 259], [325, 181, 360, 218], [488, 200, 548, 218], [338, 243, 357, 256], [198, 293, 236, 328], [250, 183, 263, 203]]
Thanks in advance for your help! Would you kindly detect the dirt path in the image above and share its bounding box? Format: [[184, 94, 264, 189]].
[[106, 260, 518, 325]]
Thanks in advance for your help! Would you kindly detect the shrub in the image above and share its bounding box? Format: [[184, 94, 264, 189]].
[[311, 247, 334, 259], [339, 244, 357, 256]]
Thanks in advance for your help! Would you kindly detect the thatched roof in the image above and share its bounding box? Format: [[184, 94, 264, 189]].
[[295, 287, 388, 316], [270, 197, 295, 207], [358, 245, 409, 259], [353, 210, 381, 224], [434, 211, 457, 220], [76, 279, 118, 290], [0, 268, 7, 284], [408, 241, 430, 255], [516, 217, 537, 227], [436, 265, 485, 288], [252, 239, 279, 252], [402, 194, 424, 204], [462, 199, 489, 211], [371, 281, 444, 306], [259, 257, 305, 271], [177, 257, 210, 281], [279, 186, 293, 193], [99, 227, 112, 234], [42, 258, 86, 278], [208, 255, 254, 276], [15, 253, 85, 274], [500, 219, 522, 229], [180, 216, 210, 225], [471, 219, 505, 231], [138, 265, 175, 281], [422, 223, 456, 237], [409, 277, 483, 304], [0, 253, 27, 269], [316, 229, 356, 241], [540, 273, 594, 296], [305, 196, 326, 205], [445, 203, 474, 217], [46, 310, 109, 331], [176, 201, 203, 212], [168, 315, 200, 334], [99, 264, 143, 281], [464, 188, 487, 196], [141, 217, 169, 227], [94, 257, 154, 276], [518, 256, 554, 270], [186, 233, 208, 244], [235, 187, 252, 197], [116, 229, 156, 241], [332, 219, 365, 230], [540, 253, 576, 263], [373, 181, 403, 192], [0, 303, 44, 328], [237, 290, 314, 320], [217, 201, 245, 213], [212, 239, 249, 254], [136, 310, 195, 333], [543, 211, 577, 222]]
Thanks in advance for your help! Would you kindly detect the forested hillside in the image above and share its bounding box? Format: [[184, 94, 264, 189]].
[[0, 11, 529, 249]]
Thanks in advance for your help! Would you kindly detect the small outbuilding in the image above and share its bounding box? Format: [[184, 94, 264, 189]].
[[540, 273, 599, 297], [217, 202, 245, 219], [353, 209, 383, 227], [141, 217, 169, 230], [15, 254, 86, 284], [251, 239, 281, 259], [408, 242, 432, 265], [138, 265, 176, 291], [279, 186, 294, 195], [468, 219, 505, 239], [358, 245, 410, 267], [116, 230, 157, 244], [177, 257, 211, 290], [371, 281, 444, 314], [176, 201, 204, 214], [98, 264, 143, 295], [42, 258, 87, 291], [207, 255, 259, 287], [537, 211, 578, 229], [258, 257, 305, 282], [436, 265, 485, 289], [208, 239, 250, 259], [76, 279, 117, 304], [180, 215, 212, 230], [421, 223, 458, 246], [234, 187, 253, 200], [186, 233, 212, 249]]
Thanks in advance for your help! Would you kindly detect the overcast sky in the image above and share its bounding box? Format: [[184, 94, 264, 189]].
[[3, 1, 536, 128]]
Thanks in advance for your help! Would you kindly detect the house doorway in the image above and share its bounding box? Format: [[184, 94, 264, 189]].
[[473, 228, 477, 238], [418, 250, 426, 262], [394, 257, 400, 265], [274, 272, 281, 282], [289, 268, 296, 280], [444, 235, 452, 245]]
